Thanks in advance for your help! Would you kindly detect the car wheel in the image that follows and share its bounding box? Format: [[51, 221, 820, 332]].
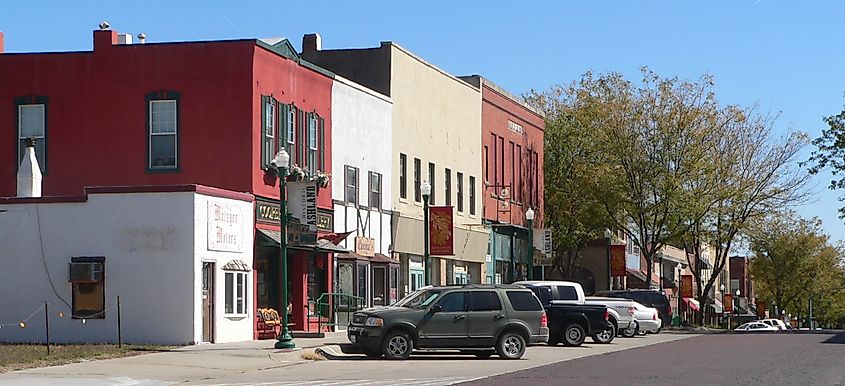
[[496, 332, 526, 359], [655, 327, 662, 334], [381, 330, 412, 360], [591, 321, 616, 344], [621, 322, 638, 338], [562, 323, 586, 347]]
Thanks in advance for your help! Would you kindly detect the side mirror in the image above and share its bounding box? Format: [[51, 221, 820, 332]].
[[430, 304, 442, 313]]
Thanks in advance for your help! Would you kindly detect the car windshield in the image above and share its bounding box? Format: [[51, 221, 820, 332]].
[[393, 289, 443, 309]]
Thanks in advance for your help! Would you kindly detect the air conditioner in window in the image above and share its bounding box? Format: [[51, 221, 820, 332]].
[[69, 262, 103, 283]]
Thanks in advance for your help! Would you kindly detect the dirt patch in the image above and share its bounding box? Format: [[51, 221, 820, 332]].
[[0, 344, 174, 373]]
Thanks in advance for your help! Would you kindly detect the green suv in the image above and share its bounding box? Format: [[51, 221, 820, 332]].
[[347, 284, 549, 360]]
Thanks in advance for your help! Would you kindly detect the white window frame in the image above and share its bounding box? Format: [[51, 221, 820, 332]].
[[308, 115, 318, 150], [18, 104, 46, 170], [149, 100, 178, 169], [225, 271, 249, 316], [287, 107, 296, 145], [265, 102, 275, 140]]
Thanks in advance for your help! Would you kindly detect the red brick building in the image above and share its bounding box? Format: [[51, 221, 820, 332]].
[[0, 27, 337, 338], [460, 76, 545, 283]]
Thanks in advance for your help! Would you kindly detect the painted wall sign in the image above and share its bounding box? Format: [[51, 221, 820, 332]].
[[428, 206, 454, 256], [256, 200, 280, 225], [681, 274, 694, 298], [317, 209, 333, 231], [355, 237, 376, 257], [610, 244, 627, 277], [208, 201, 243, 252]]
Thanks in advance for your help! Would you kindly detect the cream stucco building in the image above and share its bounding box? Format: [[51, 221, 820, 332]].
[[302, 35, 489, 296]]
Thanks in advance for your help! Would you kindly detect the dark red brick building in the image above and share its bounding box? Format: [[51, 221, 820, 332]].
[[0, 27, 336, 337], [460, 76, 545, 282]]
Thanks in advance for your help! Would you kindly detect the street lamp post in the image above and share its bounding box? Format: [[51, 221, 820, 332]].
[[421, 181, 432, 286], [272, 149, 295, 350], [525, 208, 535, 281], [604, 229, 613, 291], [720, 284, 727, 329]]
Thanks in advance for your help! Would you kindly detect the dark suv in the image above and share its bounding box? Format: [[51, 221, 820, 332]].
[[594, 289, 672, 327], [347, 284, 549, 360]]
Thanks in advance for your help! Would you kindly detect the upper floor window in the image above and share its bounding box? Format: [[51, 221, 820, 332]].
[[457, 172, 464, 213], [399, 153, 408, 199], [414, 158, 421, 202], [309, 114, 318, 151], [369, 171, 382, 210], [469, 176, 477, 215], [146, 91, 180, 170], [287, 106, 296, 146], [16, 100, 47, 173], [345, 165, 359, 206], [445, 168, 452, 207], [428, 162, 436, 205], [262, 98, 276, 170]]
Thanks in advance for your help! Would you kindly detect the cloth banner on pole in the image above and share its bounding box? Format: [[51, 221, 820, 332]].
[[428, 206, 454, 255]]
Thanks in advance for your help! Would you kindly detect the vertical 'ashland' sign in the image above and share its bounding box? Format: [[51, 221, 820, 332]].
[[429, 206, 454, 256]]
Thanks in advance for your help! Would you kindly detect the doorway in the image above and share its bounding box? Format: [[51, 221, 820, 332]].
[[373, 266, 387, 306], [202, 262, 215, 343]]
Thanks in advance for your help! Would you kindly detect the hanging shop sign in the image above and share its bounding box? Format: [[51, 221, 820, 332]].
[[207, 201, 243, 253], [355, 237, 376, 257], [723, 294, 733, 313], [428, 206, 454, 256]]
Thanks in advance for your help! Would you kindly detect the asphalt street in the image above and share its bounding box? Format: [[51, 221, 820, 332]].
[[459, 331, 845, 386]]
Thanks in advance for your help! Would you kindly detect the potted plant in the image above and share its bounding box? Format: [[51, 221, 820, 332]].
[[313, 171, 331, 188], [288, 164, 308, 181]]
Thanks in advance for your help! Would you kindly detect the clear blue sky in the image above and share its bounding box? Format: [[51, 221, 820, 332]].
[[3, 1, 844, 243]]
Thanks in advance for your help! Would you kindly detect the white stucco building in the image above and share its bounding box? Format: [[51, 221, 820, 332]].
[[0, 185, 255, 345], [330, 75, 397, 311]]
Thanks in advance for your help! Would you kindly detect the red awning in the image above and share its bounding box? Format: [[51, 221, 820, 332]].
[[683, 298, 700, 312]]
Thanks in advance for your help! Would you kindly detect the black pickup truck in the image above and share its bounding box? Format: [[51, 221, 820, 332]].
[[520, 283, 609, 347]]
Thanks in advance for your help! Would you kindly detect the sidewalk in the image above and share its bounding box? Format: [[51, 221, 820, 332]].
[[3, 332, 349, 384]]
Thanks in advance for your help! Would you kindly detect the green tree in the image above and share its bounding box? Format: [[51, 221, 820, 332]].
[[674, 105, 809, 325], [529, 69, 728, 287], [806, 104, 845, 218], [748, 212, 845, 325], [526, 91, 611, 275]]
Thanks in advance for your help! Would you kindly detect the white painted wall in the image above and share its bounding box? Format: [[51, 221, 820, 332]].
[[0, 190, 254, 345], [192, 193, 255, 344], [331, 76, 393, 256]]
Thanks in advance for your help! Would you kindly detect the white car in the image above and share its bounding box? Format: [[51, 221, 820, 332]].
[[760, 318, 790, 330], [630, 301, 662, 335], [735, 322, 779, 332]]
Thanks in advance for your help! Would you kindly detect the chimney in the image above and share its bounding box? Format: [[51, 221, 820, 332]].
[[17, 138, 42, 198], [0, 31, 4, 54], [117, 33, 133, 45], [302, 33, 322, 52], [93, 21, 117, 52]]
